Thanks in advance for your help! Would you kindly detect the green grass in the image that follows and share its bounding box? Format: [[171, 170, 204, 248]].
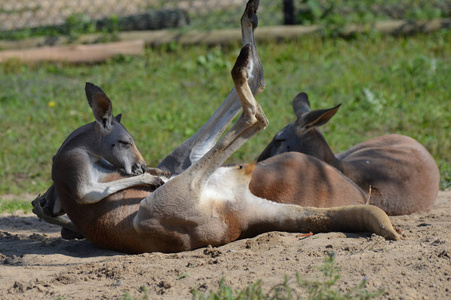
[[0, 31, 450, 198], [0, 199, 33, 213]]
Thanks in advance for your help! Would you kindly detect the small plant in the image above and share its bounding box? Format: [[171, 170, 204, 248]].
[[196, 48, 231, 72], [63, 13, 94, 42], [177, 272, 190, 280], [192, 252, 384, 300], [121, 285, 149, 300], [100, 14, 120, 42], [295, 252, 384, 299], [192, 278, 268, 300], [122, 291, 133, 300]]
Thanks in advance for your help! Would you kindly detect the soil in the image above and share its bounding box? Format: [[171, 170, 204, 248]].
[[0, 190, 450, 300]]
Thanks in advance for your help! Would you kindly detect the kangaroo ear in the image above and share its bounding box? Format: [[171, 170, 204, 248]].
[[298, 104, 341, 129], [115, 113, 122, 123], [85, 82, 113, 131], [292, 92, 311, 119]]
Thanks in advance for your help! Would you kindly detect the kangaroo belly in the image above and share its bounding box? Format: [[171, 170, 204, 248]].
[[58, 184, 154, 253]]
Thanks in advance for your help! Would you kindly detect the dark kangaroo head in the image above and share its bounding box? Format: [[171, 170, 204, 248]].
[[85, 82, 146, 175], [257, 92, 340, 162]]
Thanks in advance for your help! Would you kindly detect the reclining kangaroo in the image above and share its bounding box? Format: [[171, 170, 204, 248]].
[[257, 92, 440, 215], [32, 83, 168, 234], [33, 0, 399, 253]]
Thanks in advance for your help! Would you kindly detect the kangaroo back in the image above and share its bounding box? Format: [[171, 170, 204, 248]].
[[336, 134, 440, 215]]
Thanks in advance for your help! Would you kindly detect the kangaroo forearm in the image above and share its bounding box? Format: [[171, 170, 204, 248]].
[[77, 174, 153, 204]]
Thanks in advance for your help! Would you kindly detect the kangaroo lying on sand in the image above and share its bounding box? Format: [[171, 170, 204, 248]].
[[257, 92, 440, 215], [32, 0, 399, 253]]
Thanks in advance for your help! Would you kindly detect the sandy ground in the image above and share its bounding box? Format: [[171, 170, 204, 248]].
[[0, 190, 450, 300]]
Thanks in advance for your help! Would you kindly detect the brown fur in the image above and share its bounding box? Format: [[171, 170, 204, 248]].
[[60, 187, 148, 253], [242, 163, 256, 176], [337, 134, 440, 215], [249, 152, 367, 207], [257, 93, 440, 215]]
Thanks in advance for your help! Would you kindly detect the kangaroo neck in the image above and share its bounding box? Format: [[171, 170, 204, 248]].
[[301, 129, 343, 172], [322, 147, 343, 172]]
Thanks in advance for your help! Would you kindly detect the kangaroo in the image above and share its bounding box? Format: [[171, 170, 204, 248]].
[[32, 1, 400, 253], [257, 92, 440, 215], [32, 82, 168, 235]]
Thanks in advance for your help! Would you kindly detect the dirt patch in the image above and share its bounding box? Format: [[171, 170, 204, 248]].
[[0, 190, 450, 299]]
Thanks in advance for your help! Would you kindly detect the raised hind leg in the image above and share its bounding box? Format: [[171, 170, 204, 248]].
[[157, 0, 265, 175], [133, 45, 268, 251]]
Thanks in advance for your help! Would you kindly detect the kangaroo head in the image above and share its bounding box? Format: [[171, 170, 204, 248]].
[[257, 92, 340, 162], [85, 82, 146, 175]]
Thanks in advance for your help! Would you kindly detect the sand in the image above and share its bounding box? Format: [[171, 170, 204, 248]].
[[0, 190, 450, 299]]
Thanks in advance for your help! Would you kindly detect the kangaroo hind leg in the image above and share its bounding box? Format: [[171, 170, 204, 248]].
[[157, 0, 265, 175]]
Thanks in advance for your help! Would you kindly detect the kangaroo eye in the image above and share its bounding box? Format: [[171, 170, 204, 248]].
[[119, 141, 131, 148]]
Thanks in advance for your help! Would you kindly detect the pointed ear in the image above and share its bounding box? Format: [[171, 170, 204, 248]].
[[292, 92, 311, 119], [115, 113, 122, 123], [298, 104, 341, 129], [85, 82, 113, 131]]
